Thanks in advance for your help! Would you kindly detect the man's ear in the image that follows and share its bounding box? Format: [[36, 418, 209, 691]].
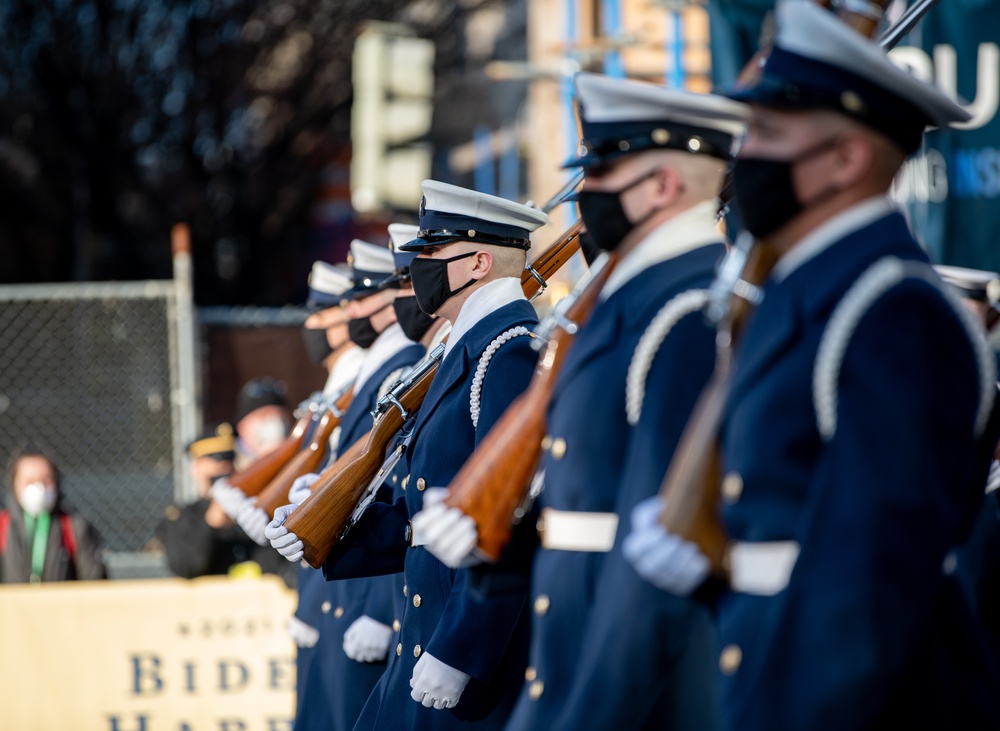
[[652, 165, 684, 208], [832, 133, 875, 189], [470, 250, 493, 281]]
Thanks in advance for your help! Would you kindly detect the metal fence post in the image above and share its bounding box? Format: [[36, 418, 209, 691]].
[[170, 223, 199, 504]]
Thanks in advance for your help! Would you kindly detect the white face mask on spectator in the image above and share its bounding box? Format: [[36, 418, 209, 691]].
[[252, 417, 287, 451], [19, 481, 57, 517]]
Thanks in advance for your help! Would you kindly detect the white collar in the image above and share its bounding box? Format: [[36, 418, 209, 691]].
[[771, 196, 897, 282], [322, 346, 365, 397], [601, 200, 723, 300], [444, 277, 526, 358], [353, 323, 416, 393]]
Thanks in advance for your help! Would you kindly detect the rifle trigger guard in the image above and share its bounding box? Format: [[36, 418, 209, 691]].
[[383, 394, 410, 421]]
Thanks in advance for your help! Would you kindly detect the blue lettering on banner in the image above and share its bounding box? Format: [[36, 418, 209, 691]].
[[130, 655, 163, 696], [107, 714, 148, 731], [218, 659, 250, 692], [267, 657, 293, 691], [219, 721, 247, 731], [951, 147, 1000, 199], [266, 720, 294, 731]]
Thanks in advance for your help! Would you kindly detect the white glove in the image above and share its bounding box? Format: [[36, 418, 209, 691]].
[[236, 498, 270, 546], [289, 472, 321, 506], [411, 488, 481, 568], [987, 460, 1000, 495], [343, 615, 394, 663], [409, 652, 470, 709], [265, 504, 304, 562], [622, 495, 710, 596], [287, 616, 319, 648], [210, 478, 248, 520]]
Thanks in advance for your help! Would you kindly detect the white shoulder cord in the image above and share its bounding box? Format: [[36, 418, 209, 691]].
[[625, 290, 710, 426], [470, 326, 533, 428], [813, 256, 995, 441]]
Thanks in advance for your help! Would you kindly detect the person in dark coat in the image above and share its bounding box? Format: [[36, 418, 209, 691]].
[[0, 446, 106, 583], [624, 4, 1000, 729], [157, 423, 293, 583]]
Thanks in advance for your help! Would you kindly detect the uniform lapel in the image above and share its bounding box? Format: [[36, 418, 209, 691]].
[[409, 300, 538, 444]]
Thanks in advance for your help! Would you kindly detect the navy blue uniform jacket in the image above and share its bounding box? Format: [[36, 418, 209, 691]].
[[325, 299, 539, 730], [506, 244, 724, 731], [295, 342, 423, 731], [717, 210, 1000, 730]]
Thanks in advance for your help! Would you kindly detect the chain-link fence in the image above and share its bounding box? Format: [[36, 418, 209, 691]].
[[0, 280, 193, 574]]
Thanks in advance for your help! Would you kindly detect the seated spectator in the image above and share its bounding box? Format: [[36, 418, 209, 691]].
[[0, 446, 107, 583]]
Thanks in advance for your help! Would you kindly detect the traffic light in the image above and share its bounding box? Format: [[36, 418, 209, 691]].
[[351, 22, 435, 214]]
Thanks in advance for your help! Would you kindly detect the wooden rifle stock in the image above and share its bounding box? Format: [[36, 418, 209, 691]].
[[658, 0, 895, 576], [285, 362, 439, 568], [658, 242, 779, 576], [226, 409, 314, 497], [255, 388, 354, 518], [284, 220, 584, 568], [445, 252, 618, 560]]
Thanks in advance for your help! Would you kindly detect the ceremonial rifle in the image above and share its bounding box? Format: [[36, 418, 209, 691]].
[[657, 0, 935, 576], [443, 252, 618, 560], [286, 214, 585, 568], [254, 387, 354, 517]]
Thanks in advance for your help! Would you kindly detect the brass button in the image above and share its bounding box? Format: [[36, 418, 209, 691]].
[[413, 644, 422, 658], [534, 595, 550, 616], [413, 594, 422, 608], [321, 601, 331, 614], [403, 584, 408, 597], [402, 475, 409, 490], [721, 472, 743, 503], [529, 680, 544, 700], [541, 435, 553, 451], [524, 666, 537, 681], [333, 606, 344, 619], [392, 619, 400, 632], [720, 644, 742, 675], [550, 438, 567, 460], [416, 478, 426, 491], [392, 474, 398, 484], [396, 643, 402, 656]]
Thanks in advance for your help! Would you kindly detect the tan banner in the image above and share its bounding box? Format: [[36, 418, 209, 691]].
[[0, 576, 296, 731]]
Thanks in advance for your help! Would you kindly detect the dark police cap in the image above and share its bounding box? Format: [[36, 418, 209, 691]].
[[235, 378, 288, 424]]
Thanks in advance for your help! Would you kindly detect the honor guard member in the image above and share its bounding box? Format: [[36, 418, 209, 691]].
[[938, 265, 1000, 659], [268, 180, 546, 729], [624, 3, 1000, 729], [302, 260, 367, 399], [415, 73, 747, 730], [288, 237, 426, 731], [281, 258, 364, 724]]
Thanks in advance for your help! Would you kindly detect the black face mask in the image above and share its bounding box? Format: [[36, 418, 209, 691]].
[[410, 251, 479, 316], [301, 326, 333, 365], [575, 169, 660, 252], [394, 294, 437, 341], [347, 302, 392, 349], [578, 229, 602, 266], [731, 138, 841, 239]]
